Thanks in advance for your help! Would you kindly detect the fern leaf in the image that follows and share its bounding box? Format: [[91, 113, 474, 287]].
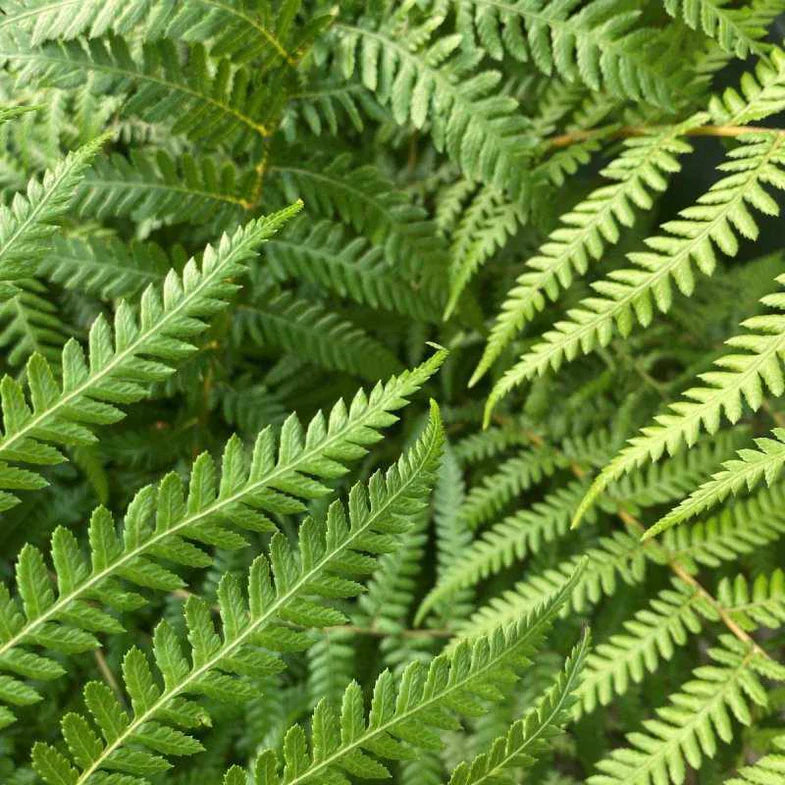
[[0, 134, 107, 297], [449, 631, 591, 785], [30, 404, 445, 784], [250, 563, 585, 785], [583, 271, 785, 530], [471, 117, 701, 386], [2, 36, 271, 145], [489, 131, 785, 428], [0, 352, 445, 721], [235, 294, 403, 381], [723, 734, 785, 784], [719, 570, 785, 631], [0, 203, 300, 510], [663, 0, 766, 58], [587, 638, 771, 785]]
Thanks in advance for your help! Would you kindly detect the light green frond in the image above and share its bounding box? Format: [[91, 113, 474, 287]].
[[471, 117, 701, 385], [248, 563, 585, 785], [0, 134, 106, 298], [719, 570, 785, 631], [235, 294, 403, 381], [587, 638, 771, 785], [663, 0, 767, 58], [723, 734, 785, 785], [30, 403, 445, 784], [449, 631, 591, 785], [0, 204, 300, 511], [487, 131, 785, 427], [583, 273, 785, 530], [0, 352, 445, 722]]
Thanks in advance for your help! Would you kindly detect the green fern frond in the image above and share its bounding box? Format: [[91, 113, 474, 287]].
[[453, 418, 536, 464], [0, 203, 300, 510], [459, 443, 567, 530], [0, 352, 445, 722], [245, 563, 585, 785], [587, 638, 772, 785], [272, 155, 448, 279], [454, 0, 681, 106], [583, 272, 785, 531], [0, 279, 68, 366], [282, 81, 376, 140], [334, 15, 536, 199], [445, 182, 524, 319], [449, 631, 590, 785], [2, 36, 271, 145], [709, 47, 785, 125], [471, 117, 701, 386], [235, 294, 403, 380], [40, 234, 172, 300], [0, 134, 107, 298], [30, 403, 445, 783], [0, 352, 445, 724], [72, 149, 249, 224], [719, 569, 785, 631], [488, 131, 785, 427], [663, 0, 766, 58], [576, 579, 714, 717], [723, 734, 785, 785], [415, 480, 587, 624], [264, 218, 444, 321]]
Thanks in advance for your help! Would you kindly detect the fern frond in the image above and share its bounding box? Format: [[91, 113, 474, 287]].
[[459, 443, 567, 530], [449, 631, 591, 785], [584, 271, 785, 531], [587, 638, 771, 785], [723, 734, 785, 785], [576, 579, 714, 716], [445, 182, 524, 319], [0, 203, 300, 510], [0, 352, 445, 720], [471, 117, 701, 385], [2, 36, 270, 145], [31, 404, 445, 783], [72, 149, 249, 224], [710, 47, 785, 125], [454, 418, 535, 464], [490, 130, 785, 428], [0, 279, 68, 366], [335, 16, 535, 199], [0, 134, 106, 298], [415, 480, 587, 624], [719, 570, 785, 631], [272, 155, 448, 279], [454, 0, 681, 106], [235, 294, 403, 381], [264, 218, 444, 321], [40, 234, 172, 300], [0, 352, 446, 722], [663, 0, 766, 58], [247, 563, 585, 785]]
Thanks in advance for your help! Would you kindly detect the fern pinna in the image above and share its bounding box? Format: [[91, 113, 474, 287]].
[[0, 2, 784, 785]]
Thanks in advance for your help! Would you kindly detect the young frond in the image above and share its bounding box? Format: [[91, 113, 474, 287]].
[[265, 219, 444, 321], [587, 638, 773, 785], [487, 131, 785, 426], [718, 569, 785, 631], [0, 134, 106, 298], [455, 0, 682, 106], [0, 204, 300, 510], [449, 632, 591, 785], [234, 294, 403, 381], [582, 272, 785, 531], [31, 404, 445, 784], [0, 352, 446, 723], [72, 149, 249, 225], [247, 563, 585, 785], [471, 117, 700, 386], [663, 0, 766, 58], [723, 735, 785, 785], [2, 36, 271, 146], [335, 16, 536, 199]]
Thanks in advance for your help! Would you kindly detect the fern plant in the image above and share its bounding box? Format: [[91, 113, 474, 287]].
[[0, 2, 784, 785]]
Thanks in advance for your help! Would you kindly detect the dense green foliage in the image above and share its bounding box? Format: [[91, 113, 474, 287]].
[[0, 1, 784, 784]]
